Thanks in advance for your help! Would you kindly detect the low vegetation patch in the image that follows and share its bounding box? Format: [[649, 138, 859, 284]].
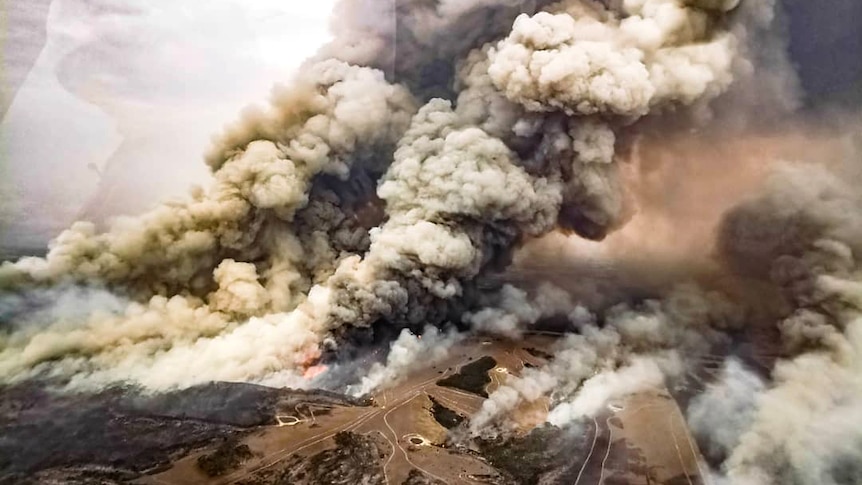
[[197, 438, 254, 477]]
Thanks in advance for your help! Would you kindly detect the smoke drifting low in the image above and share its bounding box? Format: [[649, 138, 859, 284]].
[[1, 1, 861, 483]]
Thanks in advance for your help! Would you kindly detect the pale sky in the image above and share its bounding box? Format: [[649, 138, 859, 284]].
[[0, 0, 337, 252]]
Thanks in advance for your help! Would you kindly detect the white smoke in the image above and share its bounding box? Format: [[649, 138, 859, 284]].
[[713, 164, 862, 484], [487, 0, 737, 118], [0, 0, 762, 385], [4, 3, 861, 483], [466, 283, 579, 337], [687, 358, 765, 463], [349, 325, 463, 396], [471, 283, 736, 433], [3, 9, 857, 485]]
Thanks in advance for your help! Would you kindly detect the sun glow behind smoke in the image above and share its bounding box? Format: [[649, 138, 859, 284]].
[[0, 0, 337, 252]]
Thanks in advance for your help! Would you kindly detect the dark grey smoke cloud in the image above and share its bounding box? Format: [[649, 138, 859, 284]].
[[782, 0, 862, 106], [0, 0, 761, 384], [1, 2, 862, 484]]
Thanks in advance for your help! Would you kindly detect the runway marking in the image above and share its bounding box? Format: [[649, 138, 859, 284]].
[[673, 402, 708, 485], [574, 417, 599, 485], [435, 386, 487, 402], [225, 369, 459, 484], [598, 416, 615, 485], [668, 412, 694, 485], [428, 390, 475, 417]]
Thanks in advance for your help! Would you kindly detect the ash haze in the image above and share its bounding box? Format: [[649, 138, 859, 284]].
[[1, 1, 862, 484], [0, 0, 336, 254]]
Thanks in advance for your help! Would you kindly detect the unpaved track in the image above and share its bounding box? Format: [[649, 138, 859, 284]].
[[144, 336, 709, 485]]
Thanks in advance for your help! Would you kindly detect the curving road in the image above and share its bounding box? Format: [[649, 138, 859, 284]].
[[146, 337, 707, 485]]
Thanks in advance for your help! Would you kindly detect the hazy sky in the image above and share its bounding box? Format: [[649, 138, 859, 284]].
[[0, 0, 336, 251]]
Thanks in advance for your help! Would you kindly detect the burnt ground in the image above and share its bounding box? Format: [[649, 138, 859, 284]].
[[401, 468, 447, 485], [236, 431, 386, 485], [476, 423, 593, 485], [75, 334, 707, 485], [436, 355, 497, 397], [428, 396, 465, 429], [0, 381, 368, 484], [144, 335, 708, 485]]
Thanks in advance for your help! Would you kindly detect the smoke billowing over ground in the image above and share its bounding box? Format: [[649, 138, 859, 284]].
[[1, 0, 862, 483]]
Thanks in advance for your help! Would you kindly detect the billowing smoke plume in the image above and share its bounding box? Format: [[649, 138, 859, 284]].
[[470, 283, 739, 434], [713, 164, 862, 484], [348, 325, 463, 396], [0, 0, 759, 388], [2, 1, 860, 482], [473, 160, 862, 483]]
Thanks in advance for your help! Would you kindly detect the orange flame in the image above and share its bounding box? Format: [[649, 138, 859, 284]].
[[303, 364, 328, 380]]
